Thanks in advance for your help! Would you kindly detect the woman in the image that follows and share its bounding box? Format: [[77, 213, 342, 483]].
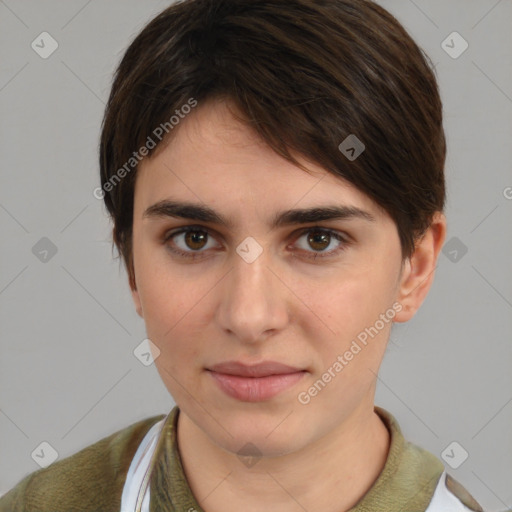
[[0, 0, 487, 510]]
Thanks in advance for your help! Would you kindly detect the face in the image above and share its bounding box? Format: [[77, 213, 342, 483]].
[[129, 99, 421, 457]]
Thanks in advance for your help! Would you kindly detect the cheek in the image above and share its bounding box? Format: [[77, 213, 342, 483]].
[[317, 272, 395, 331], [135, 242, 189, 322], [134, 254, 214, 361], [297, 264, 399, 366], [140, 277, 204, 343], [137, 266, 208, 397]]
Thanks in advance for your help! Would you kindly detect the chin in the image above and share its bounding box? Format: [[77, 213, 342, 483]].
[[206, 408, 313, 456]]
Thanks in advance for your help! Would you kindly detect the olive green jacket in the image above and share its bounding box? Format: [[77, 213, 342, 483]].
[[0, 406, 484, 512]]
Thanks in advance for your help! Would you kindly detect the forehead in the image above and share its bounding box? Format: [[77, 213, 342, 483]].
[[134, 99, 386, 221]]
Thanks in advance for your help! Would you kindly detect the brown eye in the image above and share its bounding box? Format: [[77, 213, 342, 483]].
[[293, 227, 349, 259], [307, 230, 331, 251], [184, 230, 208, 250], [164, 226, 220, 259]]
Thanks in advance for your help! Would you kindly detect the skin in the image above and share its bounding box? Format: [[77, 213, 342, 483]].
[[128, 98, 446, 512]]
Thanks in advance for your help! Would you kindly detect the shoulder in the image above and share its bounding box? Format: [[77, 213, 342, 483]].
[[397, 442, 486, 511], [0, 413, 166, 512], [426, 471, 485, 511], [398, 440, 485, 511], [374, 406, 486, 511]]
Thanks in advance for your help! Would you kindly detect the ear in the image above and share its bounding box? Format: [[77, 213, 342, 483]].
[[394, 212, 447, 323], [130, 279, 144, 318], [113, 226, 144, 319], [127, 251, 143, 319]]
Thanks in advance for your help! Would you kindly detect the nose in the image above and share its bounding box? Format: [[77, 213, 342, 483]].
[[215, 246, 289, 344]]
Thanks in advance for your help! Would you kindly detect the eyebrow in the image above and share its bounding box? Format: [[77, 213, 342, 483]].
[[142, 199, 376, 229]]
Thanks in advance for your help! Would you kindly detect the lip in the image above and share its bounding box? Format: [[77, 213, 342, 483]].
[[207, 361, 306, 402], [208, 360, 303, 377]]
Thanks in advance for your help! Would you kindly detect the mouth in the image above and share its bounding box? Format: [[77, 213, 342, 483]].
[[206, 360, 307, 402]]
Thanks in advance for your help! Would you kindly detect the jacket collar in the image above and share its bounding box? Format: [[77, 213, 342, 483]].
[[149, 405, 445, 512]]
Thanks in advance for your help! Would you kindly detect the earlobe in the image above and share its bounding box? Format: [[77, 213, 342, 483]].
[[129, 270, 144, 318], [394, 212, 447, 323], [131, 287, 143, 318]]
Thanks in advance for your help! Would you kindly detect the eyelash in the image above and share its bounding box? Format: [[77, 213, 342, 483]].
[[162, 225, 351, 261]]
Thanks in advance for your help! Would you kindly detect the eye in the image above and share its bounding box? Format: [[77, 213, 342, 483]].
[[292, 227, 350, 259], [163, 226, 220, 259], [163, 225, 350, 261]]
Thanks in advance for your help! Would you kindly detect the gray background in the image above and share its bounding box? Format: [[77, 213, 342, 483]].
[[0, 0, 511, 510]]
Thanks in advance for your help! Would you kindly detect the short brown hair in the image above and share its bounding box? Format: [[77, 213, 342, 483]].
[[99, 0, 446, 289]]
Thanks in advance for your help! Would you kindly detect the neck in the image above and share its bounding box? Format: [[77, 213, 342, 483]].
[[176, 401, 390, 512]]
